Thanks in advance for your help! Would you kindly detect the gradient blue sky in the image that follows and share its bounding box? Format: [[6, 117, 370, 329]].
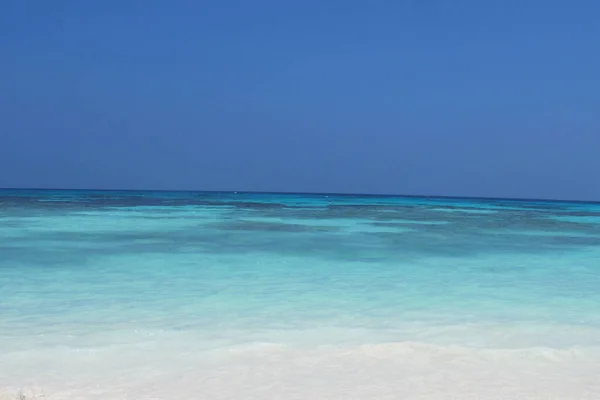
[[1, 1, 599, 200]]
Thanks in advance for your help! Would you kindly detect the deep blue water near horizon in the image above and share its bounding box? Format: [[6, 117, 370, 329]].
[[4, 187, 600, 204], [1, 189, 600, 399]]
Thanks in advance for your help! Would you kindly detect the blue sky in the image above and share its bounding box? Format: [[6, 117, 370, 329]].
[[1, 1, 599, 200]]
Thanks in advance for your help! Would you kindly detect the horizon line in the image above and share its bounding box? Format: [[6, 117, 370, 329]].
[[1, 187, 599, 205]]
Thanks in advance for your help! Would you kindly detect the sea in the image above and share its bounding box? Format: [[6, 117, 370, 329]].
[[1, 189, 600, 399]]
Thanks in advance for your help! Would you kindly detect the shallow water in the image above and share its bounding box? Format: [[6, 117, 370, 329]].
[[1, 190, 600, 399]]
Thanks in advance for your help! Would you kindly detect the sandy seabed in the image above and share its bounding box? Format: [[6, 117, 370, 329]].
[[2, 342, 600, 400]]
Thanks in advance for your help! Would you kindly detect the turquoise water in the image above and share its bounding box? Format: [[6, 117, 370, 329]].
[[1, 190, 600, 399]]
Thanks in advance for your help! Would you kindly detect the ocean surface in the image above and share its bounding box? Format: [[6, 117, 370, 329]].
[[1, 190, 600, 399]]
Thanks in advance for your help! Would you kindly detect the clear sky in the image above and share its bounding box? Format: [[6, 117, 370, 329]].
[[1, 1, 599, 200]]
